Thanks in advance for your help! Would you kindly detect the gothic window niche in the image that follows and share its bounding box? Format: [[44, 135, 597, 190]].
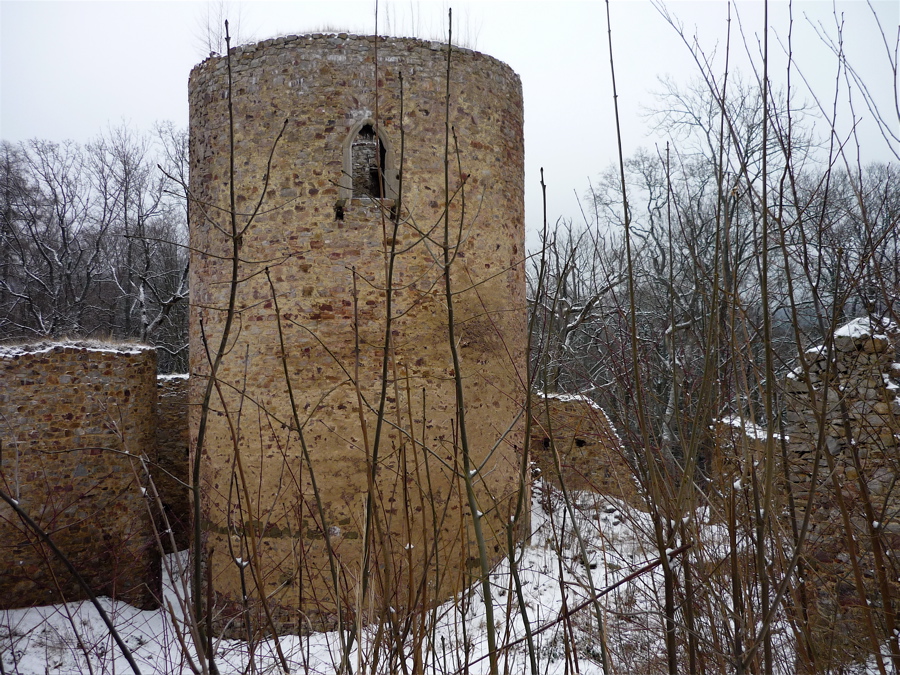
[[341, 120, 398, 201]]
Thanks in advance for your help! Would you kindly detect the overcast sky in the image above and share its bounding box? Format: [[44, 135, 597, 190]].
[[1, 1, 897, 238]]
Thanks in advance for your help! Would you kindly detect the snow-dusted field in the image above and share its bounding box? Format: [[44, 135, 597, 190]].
[[1, 485, 656, 674], [1, 483, 881, 674]]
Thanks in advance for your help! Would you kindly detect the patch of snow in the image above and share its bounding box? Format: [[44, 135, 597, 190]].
[[717, 414, 788, 442], [536, 391, 604, 410]]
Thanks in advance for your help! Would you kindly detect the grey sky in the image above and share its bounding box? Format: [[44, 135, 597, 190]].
[[1, 1, 897, 238]]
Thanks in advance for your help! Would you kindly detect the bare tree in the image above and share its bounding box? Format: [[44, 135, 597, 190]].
[[0, 126, 189, 372]]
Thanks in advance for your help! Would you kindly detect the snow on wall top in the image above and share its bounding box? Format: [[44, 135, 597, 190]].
[[0, 340, 153, 359], [794, 316, 898, 367], [535, 391, 605, 412], [833, 316, 897, 340]]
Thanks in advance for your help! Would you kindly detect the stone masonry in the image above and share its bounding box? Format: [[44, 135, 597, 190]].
[[781, 318, 900, 665], [189, 34, 526, 634], [0, 342, 160, 610], [154, 373, 190, 551], [531, 393, 642, 507]]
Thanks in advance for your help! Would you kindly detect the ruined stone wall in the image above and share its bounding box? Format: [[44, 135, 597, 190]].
[[154, 374, 190, 551], [782, 318, 900, 525], [530, 393, 642, 507], [780, 318, 900, 665], [0, 343, 160, 609], [189, 34, 526, 634]]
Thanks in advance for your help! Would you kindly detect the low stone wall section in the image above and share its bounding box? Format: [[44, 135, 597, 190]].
[[0, 342, 160, 609], [531, 393, 641, 507]]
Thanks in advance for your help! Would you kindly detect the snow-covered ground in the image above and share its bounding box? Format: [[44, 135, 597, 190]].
[[1, 484, 662, 674], [1, 483, 880, 674]]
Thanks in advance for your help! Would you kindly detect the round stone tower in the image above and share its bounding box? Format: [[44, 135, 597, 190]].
[[188, 33, 525, 635]]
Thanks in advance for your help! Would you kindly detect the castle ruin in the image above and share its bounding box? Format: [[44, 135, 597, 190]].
[[188, 34, 527, 633]]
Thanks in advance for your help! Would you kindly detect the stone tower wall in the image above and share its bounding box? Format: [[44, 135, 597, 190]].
[[0, 343, 160, 609], [188, 34, 526, 633]]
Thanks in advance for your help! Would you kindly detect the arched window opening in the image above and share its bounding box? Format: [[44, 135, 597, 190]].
[[351, 124, 386, 198]]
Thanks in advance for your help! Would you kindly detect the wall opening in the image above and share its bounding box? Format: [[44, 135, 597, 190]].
[[351, 124, 386, 198], [341, 119, 397, 201]]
